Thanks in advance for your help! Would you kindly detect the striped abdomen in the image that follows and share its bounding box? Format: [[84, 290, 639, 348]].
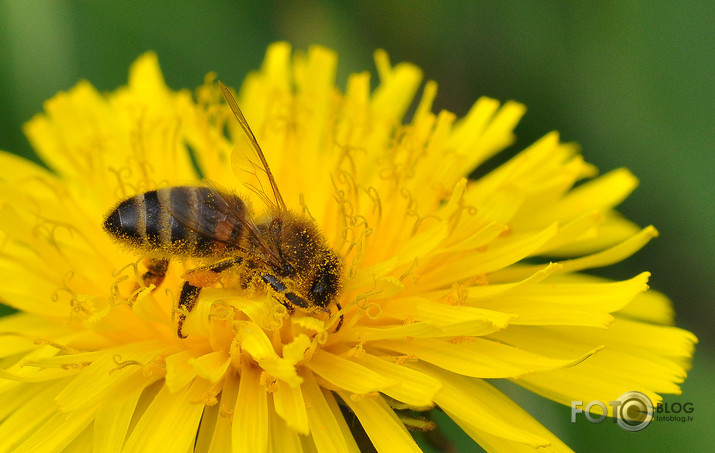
[[104, 186, 246, 257]]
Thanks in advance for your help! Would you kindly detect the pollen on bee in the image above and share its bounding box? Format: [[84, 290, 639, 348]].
[[183, 268, 223, 287]]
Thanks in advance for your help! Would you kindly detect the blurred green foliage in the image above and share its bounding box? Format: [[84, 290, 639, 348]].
[[0, 1, 711, 451]]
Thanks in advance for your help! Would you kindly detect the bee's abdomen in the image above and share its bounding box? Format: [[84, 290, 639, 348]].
[[104, 186, 244, 257]]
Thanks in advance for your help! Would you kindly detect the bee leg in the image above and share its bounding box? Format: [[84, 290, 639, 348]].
[[333, 302, 344, 333], [260, 274, 343, 332], [182, 257, 243, 287], [142, 258, 168, 288], [177, 257, 243, 338], [177, 282, 201, 339], [316, 303, 344, 333]]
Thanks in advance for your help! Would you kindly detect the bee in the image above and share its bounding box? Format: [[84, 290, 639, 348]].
[[104, 81, 343, 338]]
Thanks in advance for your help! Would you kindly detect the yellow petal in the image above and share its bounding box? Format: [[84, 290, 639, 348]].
[[513, 168, 638, 228], [273, 380, 310, 435], [63, 424, 94, 453], [617, 288, 675, 325], [419, 223, 559, 291], [0, 380, 69, 451], [547, 211, 642, 257], [337, 391, 421, 453], [373, 337, 598, 378], [379, 296, 512, 332], [0, 344, 79, 388], [351, 352, 441, 407], [268, 397, 304, 453], [233, 363, 268, 453], [234, 321, 302, 386], [462, 262, 561, 300], [305, 348, 395, 394], [490, 226, 658, 283], [122, 378, 209, 453], [12, 405, 97, 453], [190, 350, 231, 384], [194, 397, 220, 453], [491, 322, 696, 415], [301, 371, 354, 453], [206, 372, 240, 453], [92, 374, 147, 453], [461, 426, 572, 453], [165, 349, 199, 393], [472, 272, 650, 327], [556, 226, 659, 274], [55, 342, 169, 412], [372, 50, 422, 122], [416, 364, 551, 447]]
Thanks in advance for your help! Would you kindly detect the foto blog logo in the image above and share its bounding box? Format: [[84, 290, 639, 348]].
[[571, 391, 654, 432]]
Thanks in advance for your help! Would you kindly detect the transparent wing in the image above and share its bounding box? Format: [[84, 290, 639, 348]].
[[219, 81, 287, 212], [164, 185, 281, 267]]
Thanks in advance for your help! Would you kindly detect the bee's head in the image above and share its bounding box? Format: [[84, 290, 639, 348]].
[[267, 214, 343, 309]]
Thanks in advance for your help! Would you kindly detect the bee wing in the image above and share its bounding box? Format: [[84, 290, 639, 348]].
[[165, 186, 282, 268], [219, 81, 287, 213]]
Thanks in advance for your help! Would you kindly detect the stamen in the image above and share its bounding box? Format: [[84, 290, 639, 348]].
[[18, 175, 69, 200], [129, 285, 154, 306], [108, 166, 137, 199], [194, 379, 223, 405], [219, 403, 234, 418], [298, 193, 315, 220], [439, 283, 468, 306], [393, 355, 418, 366], [32, 338, 80, 353], [362, 185, 382, 219], [353, 278, 383, 319], [60, 362, 92, 371], [208, 301, 232, 322], [109, 275, 130, 305], [399, 258, 420, 285], [52, 271, 75, 302], [259, 371, 277, 392], [347, 342, 365, 358], [110, 354, 143, 373]]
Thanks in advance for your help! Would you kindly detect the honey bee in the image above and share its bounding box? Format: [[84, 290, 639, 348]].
[[104, 82, 343, 338]]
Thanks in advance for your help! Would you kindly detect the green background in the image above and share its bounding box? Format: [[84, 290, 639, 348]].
[[0, 1, 711, 451]]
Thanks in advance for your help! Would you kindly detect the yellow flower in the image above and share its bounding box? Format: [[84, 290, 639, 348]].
[[0, 43, 696, 452]]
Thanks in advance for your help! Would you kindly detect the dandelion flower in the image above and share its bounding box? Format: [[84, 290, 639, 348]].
[[0, 43, 697, 452]]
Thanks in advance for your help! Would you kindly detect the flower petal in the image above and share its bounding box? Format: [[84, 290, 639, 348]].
[[54, 342, 170, 413], [268, 398, 303, 453], [13, 405, 96, 453], [273, 380, 309, 435], [0, 380, 69, 451], [492, 321, 697, 415], [165, 349, 199, 393], [305, 348, 395, 394], [419, 223, 559, 290], [191, 350, 231, 384], [301, 371, 356, 453], [416, 364, 552, 448], [337, 391, 422, 453], [471, 272, 651, 327], [122, 378, 209, 453], [373, 337, 599, 379], [351, 352, 441, 407], [232, 364, 268, 453], [205, 372, 239, 453], [92, 374, 149, 453]]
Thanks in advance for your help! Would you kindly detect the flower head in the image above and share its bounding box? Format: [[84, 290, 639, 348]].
[[0, 43, 696, 452]]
